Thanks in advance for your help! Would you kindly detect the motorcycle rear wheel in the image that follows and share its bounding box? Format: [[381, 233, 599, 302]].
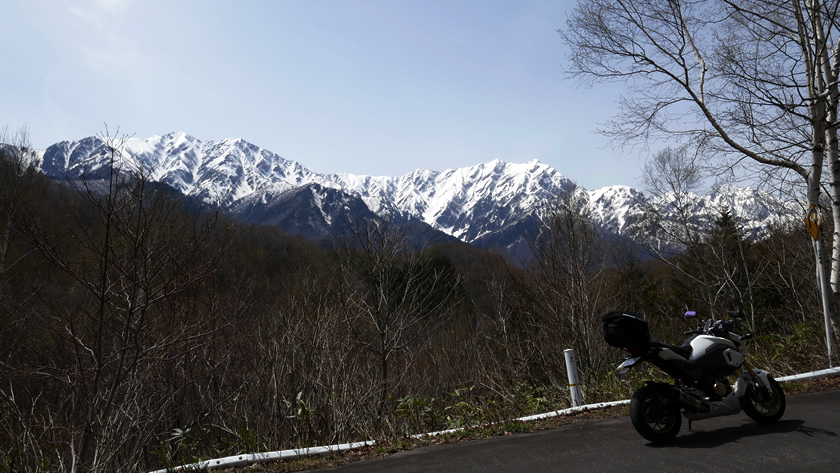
[[630, 384, 682, 443], [739, 376, 785, 424]]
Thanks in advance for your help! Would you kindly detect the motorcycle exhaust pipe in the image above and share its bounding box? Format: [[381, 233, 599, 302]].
[[676, 389, 710, 413]]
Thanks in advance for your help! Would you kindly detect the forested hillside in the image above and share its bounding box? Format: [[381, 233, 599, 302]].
[[0, 138, 832, 472]]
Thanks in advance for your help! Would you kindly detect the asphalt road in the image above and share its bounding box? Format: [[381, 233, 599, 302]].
[[315, 389, 840, 473]]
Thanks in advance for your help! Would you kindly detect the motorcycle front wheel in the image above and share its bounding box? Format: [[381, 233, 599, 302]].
[[739, 375, 785, 424], [629, 384, 682, 443]]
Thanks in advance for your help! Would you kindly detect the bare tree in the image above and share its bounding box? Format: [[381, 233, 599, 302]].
[[637, 146, 707, 253], [522, 189, 615, 385], [0, 125, 40, 303], [561, 0, 840, 340], [11, 129, 232, 471], [634, 146, 741, 318], [335, 217, 461, 417]]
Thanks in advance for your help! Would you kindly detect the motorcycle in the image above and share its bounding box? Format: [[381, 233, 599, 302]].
[[602, 310, 785, 443]]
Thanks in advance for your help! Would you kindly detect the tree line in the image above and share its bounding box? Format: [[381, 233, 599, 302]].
[[0, 127, 833, 471]]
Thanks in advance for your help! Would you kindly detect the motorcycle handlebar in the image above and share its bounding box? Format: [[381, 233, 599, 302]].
[[683, 319, 745, 336]]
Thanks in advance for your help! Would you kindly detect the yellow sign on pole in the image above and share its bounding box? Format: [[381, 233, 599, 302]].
[[805, 204, 823, 241]]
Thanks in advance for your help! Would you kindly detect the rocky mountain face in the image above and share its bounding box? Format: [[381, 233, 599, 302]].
[[37, 132, 793, 255]]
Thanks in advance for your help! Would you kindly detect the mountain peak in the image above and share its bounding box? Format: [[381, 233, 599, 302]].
[[155, 131, 195, 141]]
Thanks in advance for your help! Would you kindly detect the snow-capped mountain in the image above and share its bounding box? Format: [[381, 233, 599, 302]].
[[41, 132, 318, 203], [586, 183, 791, 238], [37, 133, 792, 253], [322, 159, 577, 242]]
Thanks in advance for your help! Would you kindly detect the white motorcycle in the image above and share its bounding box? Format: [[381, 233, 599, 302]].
[[603, 310, 785, 443]]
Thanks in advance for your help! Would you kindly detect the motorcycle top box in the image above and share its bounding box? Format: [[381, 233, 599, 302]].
[[602, 311, 650, 351]]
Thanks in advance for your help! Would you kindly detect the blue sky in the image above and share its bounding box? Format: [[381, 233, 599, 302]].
[[1, 0, 641, 189]]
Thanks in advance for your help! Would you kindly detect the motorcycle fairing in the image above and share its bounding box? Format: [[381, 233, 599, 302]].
[[683, 369, 773, 421], [722, 348, 745, 368], [689, 335, 737, 360], [734, 368, 773, 396], [682, 392, 740, 421]]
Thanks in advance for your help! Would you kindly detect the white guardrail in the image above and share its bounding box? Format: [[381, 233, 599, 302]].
[[149, 365, 840, 473], [775, 366, 840, 382]]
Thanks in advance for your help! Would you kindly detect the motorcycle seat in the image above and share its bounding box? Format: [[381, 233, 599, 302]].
[[649, 340, 693, 359]]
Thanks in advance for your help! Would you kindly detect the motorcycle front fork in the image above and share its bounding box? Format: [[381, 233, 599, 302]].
[[742, 360, 760, 382]]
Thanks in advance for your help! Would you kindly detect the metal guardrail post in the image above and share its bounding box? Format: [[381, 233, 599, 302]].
[[564, 348, 583, 407]]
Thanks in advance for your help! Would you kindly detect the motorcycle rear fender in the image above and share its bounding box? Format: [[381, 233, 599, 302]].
[[734, 368, 772, 397], [617, 356, 642, 374]]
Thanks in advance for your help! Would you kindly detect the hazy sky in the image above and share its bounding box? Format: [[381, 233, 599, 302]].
[[2, 0, 642, 190]]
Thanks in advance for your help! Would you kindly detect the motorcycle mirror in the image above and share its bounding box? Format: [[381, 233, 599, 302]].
[[684, 311, 697, 320]]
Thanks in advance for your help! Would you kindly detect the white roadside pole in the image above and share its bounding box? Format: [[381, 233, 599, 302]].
[[805, 205, 835, 367], [564, 348, 583, 407]]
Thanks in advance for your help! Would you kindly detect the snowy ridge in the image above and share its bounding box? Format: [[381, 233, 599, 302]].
[[586, 185, 647, 234], [321, 158, 575, 240], [38, 132, 791, 247]]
